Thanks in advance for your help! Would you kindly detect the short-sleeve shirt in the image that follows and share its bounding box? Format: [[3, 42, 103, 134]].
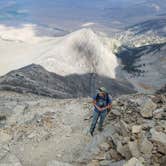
[[93, 93, 112, 113]]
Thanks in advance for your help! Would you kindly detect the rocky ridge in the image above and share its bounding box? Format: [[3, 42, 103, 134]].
[[0, 64, 136, 98], [84, 91, 166, 166]]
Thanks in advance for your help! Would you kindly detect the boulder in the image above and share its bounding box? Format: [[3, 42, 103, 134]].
[[99, 160, 111, 166], [94, 153, 105, 160], [142, 120, 155, 130], [117, 141, 131, 159], [150, 128, 166, 145], [132, 125, 142, 134], [0, 144, 9, 160], [128, 141, 140, 158], [140, 137, 153, 155], [111, 109, 121, 116], [119, 120, 129, 137], [157, 143, 166, 154], [109, 160, 125, 166], [160, 155, 166, 166], [87, 160, 99, 166], [153, 108, 166, 120], [0, 153, 22, 166], [122, 137, 130, 144], [124, 157, 143, 166], [138, 98, 157, 118], [99, 142, 110, 152], [104, 152, 111, 160], [150, 128, 166, 154], [47, 160, 73, 166], [111, 133, 121, 147], [109, 149, 122, 161], [0, 131, 12, 143], [7, 105, 26, 125]]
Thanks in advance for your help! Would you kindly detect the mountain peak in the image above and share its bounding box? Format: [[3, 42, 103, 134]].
[[35, 28, 118, 78]]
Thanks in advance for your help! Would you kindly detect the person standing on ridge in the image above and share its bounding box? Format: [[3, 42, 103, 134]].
[[89, 87, 112, 136]]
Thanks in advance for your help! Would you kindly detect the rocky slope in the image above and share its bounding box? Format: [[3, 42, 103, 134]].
[[84, 91, 166, 166], [0, 89, 165, 166], [0, 64, 136, 98], [0, 91, 91, 166]]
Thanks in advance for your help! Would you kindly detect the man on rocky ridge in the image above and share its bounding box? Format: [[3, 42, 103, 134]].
[[89, 87, 112, 136]]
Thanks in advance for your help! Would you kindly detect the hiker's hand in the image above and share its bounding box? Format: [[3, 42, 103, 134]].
[[94, 104, 102, 111], [96, 106, 102, 112], [98, 107, 103, 111], [99, 107, 105, 111], [98, 108, 103, 112], [108, 104, 112, 110]]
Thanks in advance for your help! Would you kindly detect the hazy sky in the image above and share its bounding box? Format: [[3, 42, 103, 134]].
[[0, 0, 166, 30]]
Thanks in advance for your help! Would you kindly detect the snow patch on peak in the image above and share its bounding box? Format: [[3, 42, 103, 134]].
[[81, 22, 96, 27]]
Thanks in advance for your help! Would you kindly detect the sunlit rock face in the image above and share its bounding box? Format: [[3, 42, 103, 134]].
[[0, 25, 118, 79], [35, 28, 118, 78]]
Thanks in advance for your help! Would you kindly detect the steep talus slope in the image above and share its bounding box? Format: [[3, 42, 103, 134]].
[[0, 64, 136, 98], [82, 92, 166, 166]]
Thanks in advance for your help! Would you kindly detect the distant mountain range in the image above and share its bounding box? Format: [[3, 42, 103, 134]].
[[116, 18, 166, 93]]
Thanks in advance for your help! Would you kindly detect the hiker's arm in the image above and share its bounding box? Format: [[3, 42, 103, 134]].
[[101, 103, 112, 111], [101, 95, 112, 111], [93, 100, 102, 111]]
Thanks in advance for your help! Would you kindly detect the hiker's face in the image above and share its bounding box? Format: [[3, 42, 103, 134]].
[[99, 92, 105, 97]]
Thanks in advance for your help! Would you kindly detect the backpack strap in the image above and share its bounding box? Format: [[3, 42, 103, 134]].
[[106, 93, 109, 105], [96, 93, 100, 102]]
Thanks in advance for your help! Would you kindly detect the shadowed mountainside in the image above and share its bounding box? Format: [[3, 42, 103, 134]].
[[116, 42, 166, 93], [0, 64, 136, 98], [117, 42, 166, 74]]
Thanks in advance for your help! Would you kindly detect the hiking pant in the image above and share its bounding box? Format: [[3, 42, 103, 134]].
[[90, 110, 107, 133]]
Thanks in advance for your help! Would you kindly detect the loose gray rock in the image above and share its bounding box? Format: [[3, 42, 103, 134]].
[[47, 160, 73, 166], [0, 153, 22, 166], [128, 141, 140, 158], [140, 98, 157, 118], [140, 137, 153, 155], [150, 128, 166, 152], [124, 157, 143, 166]]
